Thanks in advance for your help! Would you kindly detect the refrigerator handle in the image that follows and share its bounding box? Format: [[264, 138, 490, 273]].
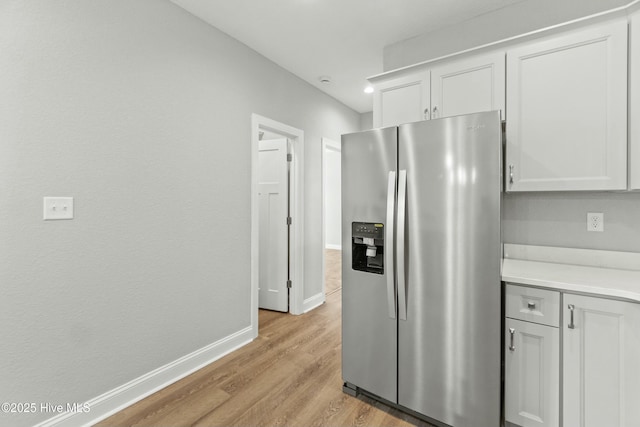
[[385, 171, 397, 319], [397, 170, 408, 321]]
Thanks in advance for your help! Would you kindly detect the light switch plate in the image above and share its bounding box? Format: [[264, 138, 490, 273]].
[[43, 197, 74, 220]]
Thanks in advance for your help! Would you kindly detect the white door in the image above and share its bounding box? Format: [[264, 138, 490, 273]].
[[506, 19, 628, 191], [563, 294, 640, 427], [505, 318, 560, 427], [258, 138, 289, 312], [430, 51, 505, 120], [372, 70, 430, 127]]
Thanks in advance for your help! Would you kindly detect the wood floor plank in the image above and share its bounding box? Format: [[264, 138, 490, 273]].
[[325, 249, 342, 296], [97, 263, 432, 427]]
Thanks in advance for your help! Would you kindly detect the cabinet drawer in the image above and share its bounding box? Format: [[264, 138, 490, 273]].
[[506, 284, 560, 327]]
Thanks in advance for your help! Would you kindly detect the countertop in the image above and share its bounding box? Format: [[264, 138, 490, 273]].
[[502, 244, 640, 303]]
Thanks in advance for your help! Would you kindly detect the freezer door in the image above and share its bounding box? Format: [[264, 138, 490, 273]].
[[397, 112, 502, 427], [341, 127, 398, 403]]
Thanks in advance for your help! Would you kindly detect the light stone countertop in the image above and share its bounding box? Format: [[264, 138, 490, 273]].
[[502, 244, 640, 303]]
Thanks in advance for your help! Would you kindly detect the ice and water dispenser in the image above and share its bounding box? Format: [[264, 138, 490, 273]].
[[351, 222, 384, 274]]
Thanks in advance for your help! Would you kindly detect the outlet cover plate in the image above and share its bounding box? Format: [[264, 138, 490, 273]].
[[587, 212, 603, 232], [43, 197, 74, 220]]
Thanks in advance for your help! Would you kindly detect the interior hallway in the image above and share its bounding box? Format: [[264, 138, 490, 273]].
[[97, 250, 432, 427], [324, 248, 342, 296]]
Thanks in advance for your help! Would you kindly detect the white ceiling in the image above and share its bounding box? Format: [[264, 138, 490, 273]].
[[170, 0, 524, 114]]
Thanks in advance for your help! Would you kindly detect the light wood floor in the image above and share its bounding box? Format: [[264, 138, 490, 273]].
[[97, 250, 432, 427], [325, 248, 341, 296]]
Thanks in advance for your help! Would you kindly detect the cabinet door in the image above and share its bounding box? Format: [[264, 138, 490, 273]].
[[372, 71, 430, 128], [631, 11, 640, 190], [506, 20, 628, 192], [431, 52, 505, 120], [563, 294, 640, 427], [505, 318, 559, 427]]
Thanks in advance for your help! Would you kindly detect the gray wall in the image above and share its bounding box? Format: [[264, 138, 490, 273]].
[[503, 192, 640, 253], [360, 111, 374, 130], [0, 1, 359, 426], [384, 0, 630, 71]]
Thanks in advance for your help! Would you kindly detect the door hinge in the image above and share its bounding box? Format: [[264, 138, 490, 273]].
[[286, 280, 292, 288], [287, 216, 292, 225], [287, 153, 293, 162]]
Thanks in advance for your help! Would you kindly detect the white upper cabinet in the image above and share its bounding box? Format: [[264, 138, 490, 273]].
[[506, 20, 628, 192], [563, 294, 640, 427], [372, 51, 505, 127], [631, 10, 640, 190], [430, 52, 505, 120], [373, 71, 430, 128]]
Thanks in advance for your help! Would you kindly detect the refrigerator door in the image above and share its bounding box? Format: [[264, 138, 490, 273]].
[[342, 127, 398, 403], [397, 112, 502, 427]]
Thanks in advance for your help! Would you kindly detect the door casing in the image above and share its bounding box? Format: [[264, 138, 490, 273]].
[[251, 114, 305, 335]]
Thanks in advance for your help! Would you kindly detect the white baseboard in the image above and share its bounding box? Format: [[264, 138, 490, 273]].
[[35, 326, 254, 427], [303, 292, 325, 313], [325, 244, 341, 251]]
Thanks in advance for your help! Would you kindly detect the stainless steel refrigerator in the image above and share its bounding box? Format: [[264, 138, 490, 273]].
[[341, 111, 502, 427]]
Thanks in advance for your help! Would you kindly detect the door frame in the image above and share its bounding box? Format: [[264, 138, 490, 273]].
[[321, 137, 341, 298], [251, 114, 305, 334]]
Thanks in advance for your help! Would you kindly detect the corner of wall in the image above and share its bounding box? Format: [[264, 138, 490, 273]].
[[34, 326, 254, 427], [303, 292, 326, 313], [359, 111, 374, 131]]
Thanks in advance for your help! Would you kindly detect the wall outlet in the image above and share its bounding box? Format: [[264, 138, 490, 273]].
[[587, 212, 603, 232], [43, 197, 74, 220]]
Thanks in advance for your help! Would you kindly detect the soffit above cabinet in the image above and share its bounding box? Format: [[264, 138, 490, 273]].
[[370, 1, 635, 83]]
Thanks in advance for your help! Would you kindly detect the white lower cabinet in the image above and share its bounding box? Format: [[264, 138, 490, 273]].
[[505, 318, 560, 427], [505, 284, 560, 427], [563, 294, 640, 427], [506, 286, 640, 427]]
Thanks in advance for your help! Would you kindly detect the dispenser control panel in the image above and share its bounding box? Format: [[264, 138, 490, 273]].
[[351, 222, 384, 274], [352, 222, 384, 239]]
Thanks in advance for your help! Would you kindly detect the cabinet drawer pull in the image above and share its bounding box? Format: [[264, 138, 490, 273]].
[[424, 108, 429, 119], [568, 304, 575, 329], [527, 301, 536, 310], [509, 164, 514, 185], [432, 106, 439, 119], [509, 328, 516, 351]]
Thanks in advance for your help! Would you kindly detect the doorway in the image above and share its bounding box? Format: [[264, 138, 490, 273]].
[[322, 138, 342, 297], [251, 114, 305, 337]]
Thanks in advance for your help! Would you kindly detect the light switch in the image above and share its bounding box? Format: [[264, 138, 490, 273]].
[[43, 197, 74, 220]]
